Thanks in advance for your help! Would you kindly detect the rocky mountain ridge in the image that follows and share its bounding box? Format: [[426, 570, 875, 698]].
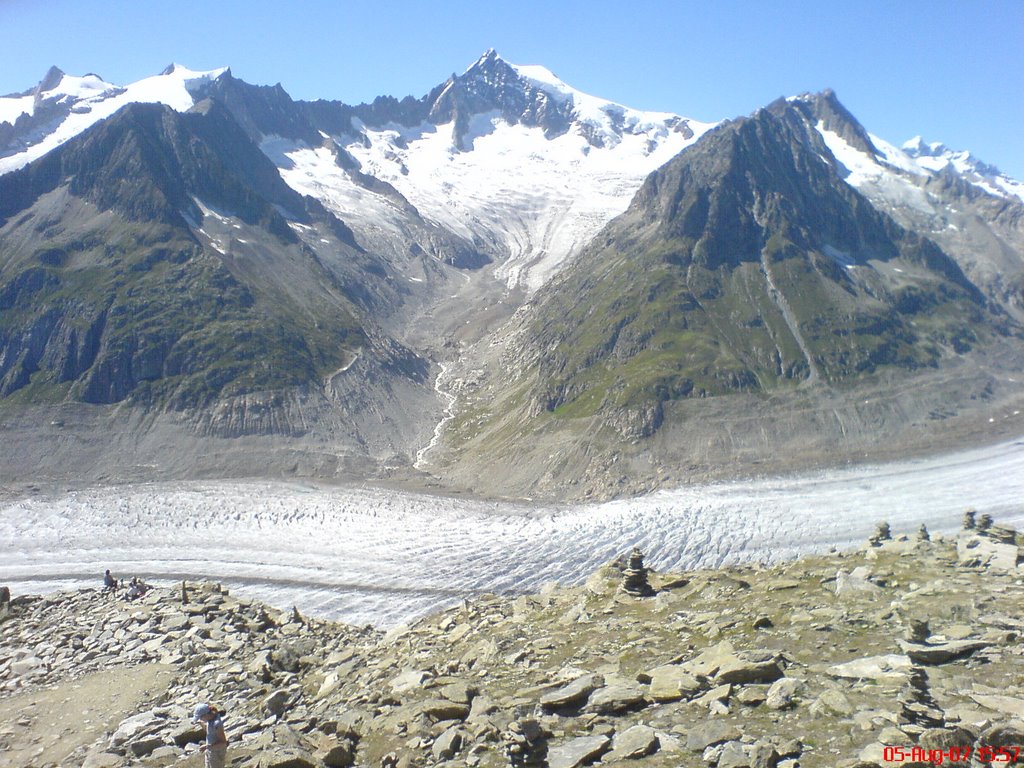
[[418, 91, 1024, 498], [0, 98, 411, 409], [1, 55, 1023, 497], [2, 515, 1023, 767]]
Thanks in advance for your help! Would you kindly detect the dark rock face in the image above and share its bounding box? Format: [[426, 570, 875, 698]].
[[518, 90, 1010, 430], [0, 101, 398, 409], [786, 88, 878, 157]]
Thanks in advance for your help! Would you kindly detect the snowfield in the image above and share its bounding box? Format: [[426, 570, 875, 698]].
[[272, 112, 715, 294], [3, 438, 1022, 628], [815, 122, 1024, 207], [0, 65, 227, 175]]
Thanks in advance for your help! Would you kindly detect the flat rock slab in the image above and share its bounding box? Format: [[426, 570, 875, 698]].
[[695, 683, 731, 707], [836, 566, 883, 596], [109, 709, 165, 747], [898, 639, 990, 665], [438, 681, 476, 704], [679, 640, 782, 685], [764, 579, 801, 591], [683, 641, 736, 677], [389, 668, 431, 693], [958, 535, 1021, 570], [827, 654, 913, 680], [687, 721, 742, 752], [432, 726, 463, 760], [548, 734, 612, 768], [970, 693, 1024, 719], [715, 655, 783, 685], [584, 681, 647, 714], [647, 665, 701, 702], [717, 740, 751, 768], [414, 698, 470, 721], [259, 750, 318, 768], [540, 674, 603, 711], [82, 752, 123, 768], [607, 724, 659, 760], [766, 677, 802, 709]]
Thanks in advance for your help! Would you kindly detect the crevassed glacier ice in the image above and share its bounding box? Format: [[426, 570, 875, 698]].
[[2, 437, 1022, 627]]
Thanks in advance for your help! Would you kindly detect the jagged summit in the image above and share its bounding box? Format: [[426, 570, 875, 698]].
[[902, 134, 932, 154], [782, 88, 879, 158], [37, 65, 66, 93], [433, 50, 696, 149], [464, 47, 501, 72], [429, 50, 576, 148]]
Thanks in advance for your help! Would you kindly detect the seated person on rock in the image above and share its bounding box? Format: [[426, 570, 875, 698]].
[[102, 569, 118, 596], [126, 577, 149, 601]]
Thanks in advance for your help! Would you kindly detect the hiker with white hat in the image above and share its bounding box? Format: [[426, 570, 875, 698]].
[[192, 703, 228, 767]]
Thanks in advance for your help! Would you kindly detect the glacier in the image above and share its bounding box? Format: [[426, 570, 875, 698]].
[[2, 437, 1021, 628]]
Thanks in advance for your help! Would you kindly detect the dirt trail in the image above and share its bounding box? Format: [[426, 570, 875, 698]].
[[0, 664, 174, 768]]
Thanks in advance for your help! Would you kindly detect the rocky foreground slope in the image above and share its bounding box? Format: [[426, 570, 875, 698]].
[[2, 516, 1024, 768]]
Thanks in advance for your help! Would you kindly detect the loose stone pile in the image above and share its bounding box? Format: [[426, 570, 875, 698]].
[[868, 522, 892, 547], [620, 548, 655, 597], [1, 513, 1023, 768]]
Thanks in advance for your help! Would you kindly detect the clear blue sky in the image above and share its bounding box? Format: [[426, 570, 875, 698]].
[[2, 0, 1022, 178]]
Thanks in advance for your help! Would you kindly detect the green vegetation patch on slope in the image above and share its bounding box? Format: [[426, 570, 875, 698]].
[[0, 216, 364, 408]]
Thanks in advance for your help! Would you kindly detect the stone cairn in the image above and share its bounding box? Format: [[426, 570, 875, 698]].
[[988, 525, 1018, 545], [503, 718, 548, 767], [966, 510, 1016, 544], [868, 521, 892, 547], [917, 524, 930, 542], [620, 548, 655, 596], [904, 618, 930, 644], [897, 667, 944, 729]]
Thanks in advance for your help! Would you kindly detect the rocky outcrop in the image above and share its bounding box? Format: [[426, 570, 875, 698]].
[[1, 521, 1023, 767]]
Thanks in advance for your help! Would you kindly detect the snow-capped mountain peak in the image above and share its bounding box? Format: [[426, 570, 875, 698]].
[[278, 51, 717, 291], [781, 89, 1023, 208], [0, 64, 228, 175], [464, 47, 501, 73], [425, 49, 577, 148], [440, 50, 697, 150], [36, 65, 68, 93], [159, 63, 230, 82], [0, 66, 119, 127], [901, 135, 932, 154], [901, 134, 1006, 180], [812, 108, 1024, 206]]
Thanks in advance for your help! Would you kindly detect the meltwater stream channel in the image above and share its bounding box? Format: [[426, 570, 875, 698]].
[[2, 437, 1022, 628]]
